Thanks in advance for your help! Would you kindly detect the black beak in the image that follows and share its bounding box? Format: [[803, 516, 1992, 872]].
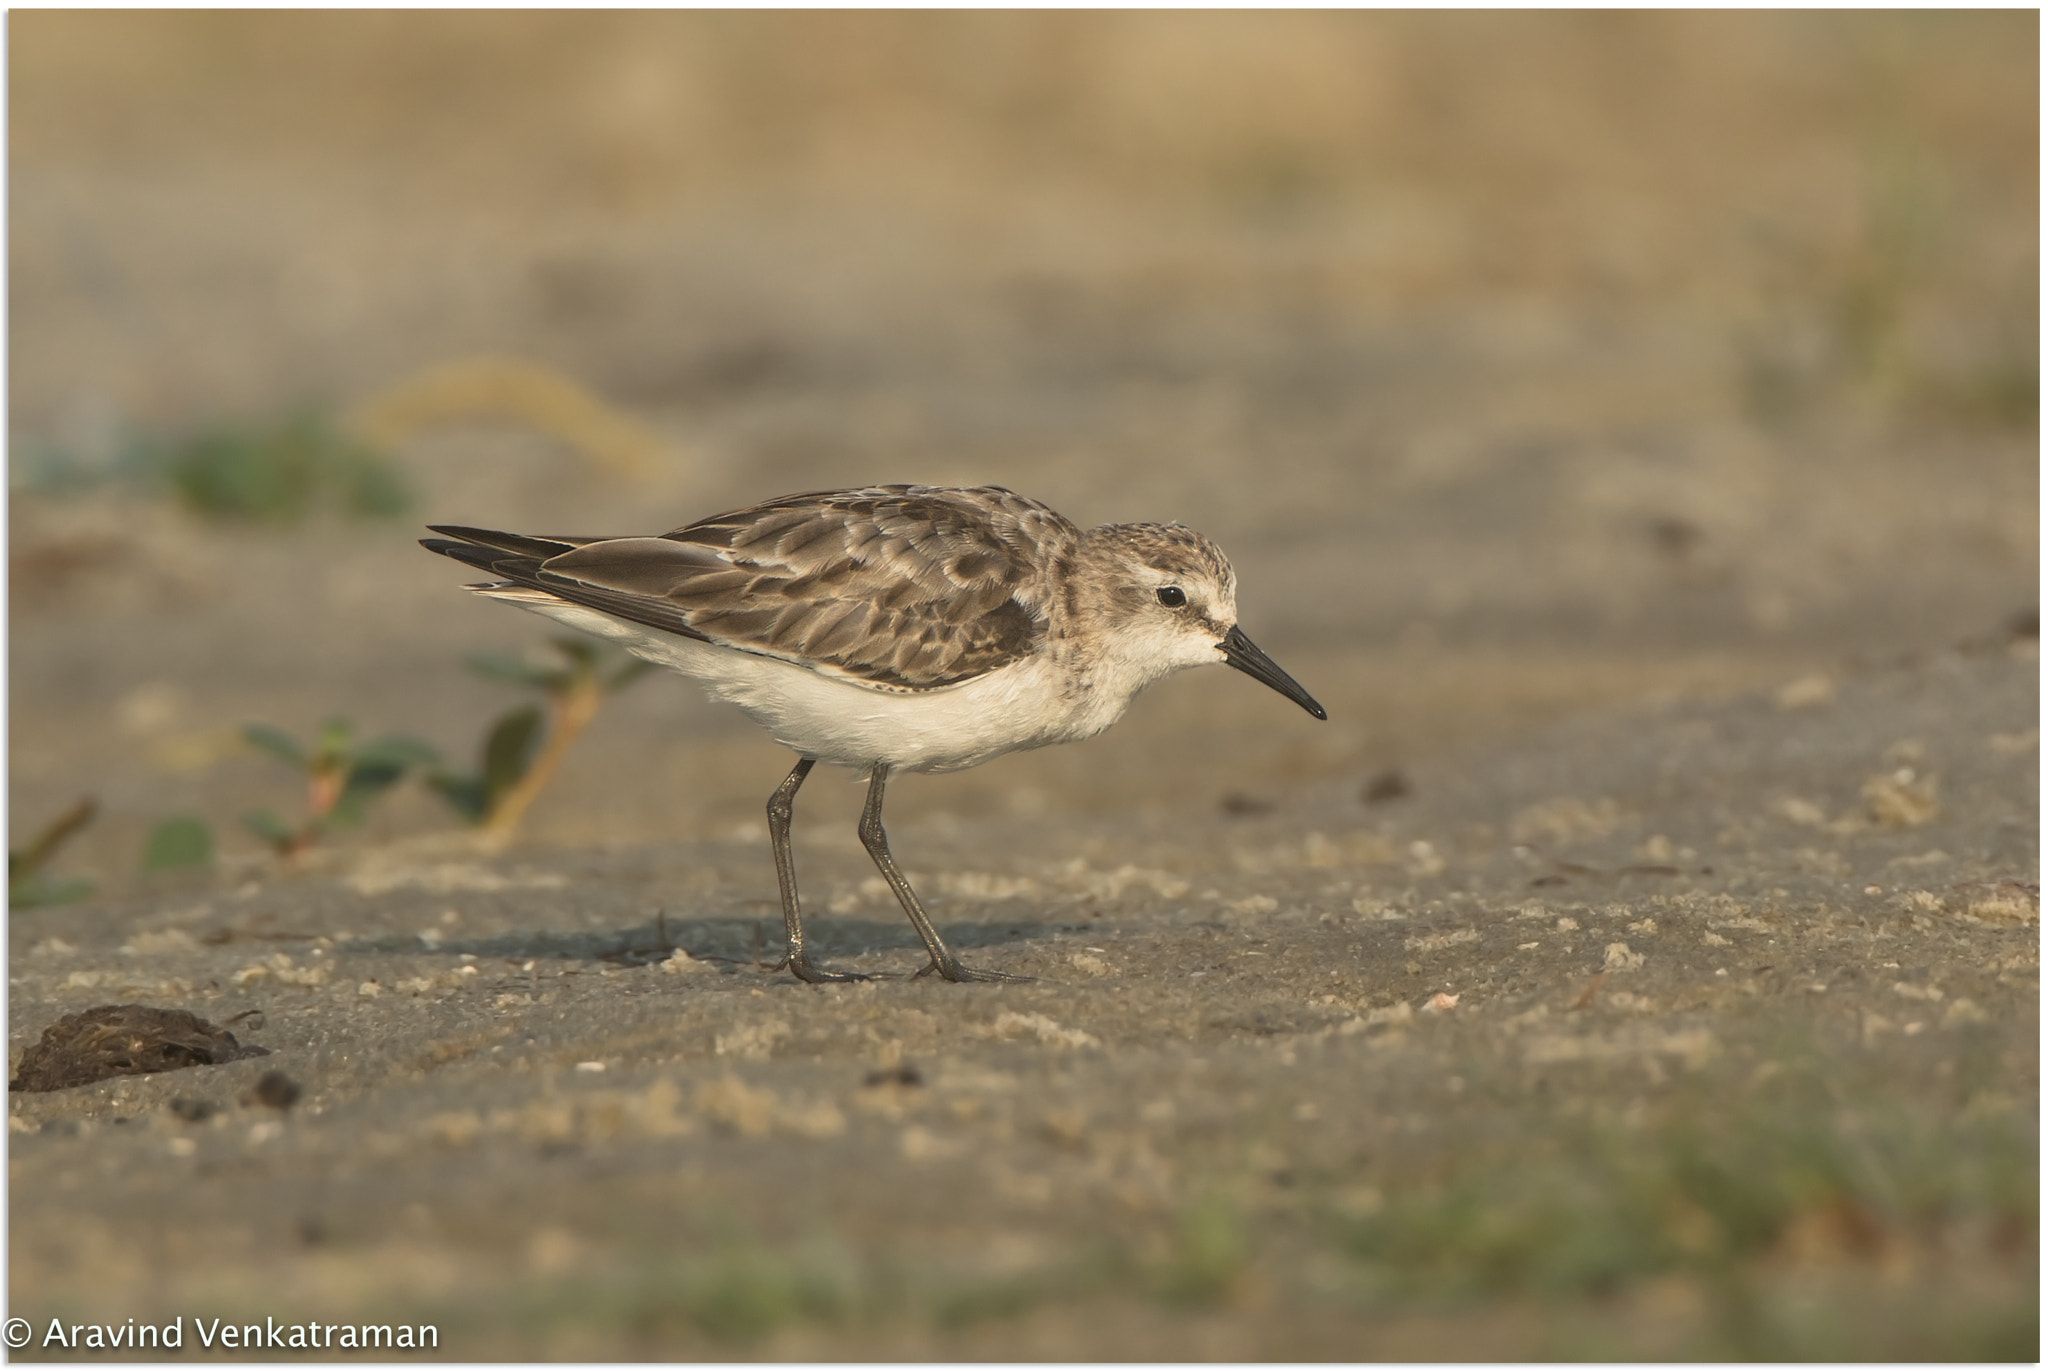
[[1219, 625, 1327, 720]]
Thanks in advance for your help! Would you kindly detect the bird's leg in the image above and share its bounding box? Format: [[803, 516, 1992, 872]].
[[858, 763, 1029, 984], [766, 756, 865, 984]]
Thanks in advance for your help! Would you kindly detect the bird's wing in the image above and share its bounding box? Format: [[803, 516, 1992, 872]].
[[426, 486, 1079, 690]]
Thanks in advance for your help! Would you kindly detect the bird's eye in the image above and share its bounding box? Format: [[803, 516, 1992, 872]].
[[1156, 586, 1187, 609]]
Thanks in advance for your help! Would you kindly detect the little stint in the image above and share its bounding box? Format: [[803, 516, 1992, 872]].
[[423, 484, 1325, 983]]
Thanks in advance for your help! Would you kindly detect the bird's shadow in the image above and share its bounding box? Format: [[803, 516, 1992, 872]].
[[339, 912, 1040, 970]]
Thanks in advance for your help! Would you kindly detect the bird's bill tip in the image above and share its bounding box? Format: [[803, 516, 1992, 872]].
[[1219, 626, 1327, 720]]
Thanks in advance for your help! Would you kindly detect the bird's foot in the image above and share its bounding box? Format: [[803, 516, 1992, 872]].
[[913, 957, 1032, 984], [777, 952, 873, 985]]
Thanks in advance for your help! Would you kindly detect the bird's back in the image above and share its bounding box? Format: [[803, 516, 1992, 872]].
[[426, 485, 1082, 693]]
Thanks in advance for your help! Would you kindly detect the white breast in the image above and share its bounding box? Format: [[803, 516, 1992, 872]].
[[486, 593, 1133, 773]]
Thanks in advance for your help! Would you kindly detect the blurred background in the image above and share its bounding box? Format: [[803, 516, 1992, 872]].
[[9, 11, 2038, 890]]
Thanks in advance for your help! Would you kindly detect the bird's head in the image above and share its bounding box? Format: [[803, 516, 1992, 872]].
[[1078, 523, 1326, 720]]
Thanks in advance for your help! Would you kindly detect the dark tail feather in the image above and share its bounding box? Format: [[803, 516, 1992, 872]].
[[424, 525, 581, 560], [419, 536, 541, 581], [421, 529, 713, 645]]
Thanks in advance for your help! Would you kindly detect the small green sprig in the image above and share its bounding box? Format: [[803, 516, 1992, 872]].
[[429, 638, 651, 842], [242, 718, 438, 856]]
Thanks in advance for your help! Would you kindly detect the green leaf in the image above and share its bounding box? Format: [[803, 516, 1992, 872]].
[[315, 717, 355, 765], [482, 706, 545, 801], [354, 734, 441, 769], [427, 773, 490, 825], [10, 873, 93, 909], [329, 759, 408, 827], [242, 724, 309, 768], [142, 815, 214, 872], [424, 705, 545, 826], [241, 809, 299, 852]]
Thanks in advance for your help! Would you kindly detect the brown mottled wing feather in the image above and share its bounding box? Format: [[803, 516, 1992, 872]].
[[531, 486, 1079, 689]]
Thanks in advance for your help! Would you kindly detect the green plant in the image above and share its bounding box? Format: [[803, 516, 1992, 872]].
[[9, 797, 97, 908], [242, 719, 439, 856], [429, 638, 652, 843], [142, 814, 214, 872], [12, 409, 414, 521], [1734, 146, 2036, 434], [1152, 1190, 1249, 1305], [164, 412, 410, 521], [1333, 1059, 2038, 1307], [672, 1241, 853, 1345], [147, 411, 410, 522], [429, 705, 545, 825]]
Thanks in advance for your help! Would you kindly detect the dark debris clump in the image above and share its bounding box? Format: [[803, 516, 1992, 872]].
[[9, 1004, 270, 1093]]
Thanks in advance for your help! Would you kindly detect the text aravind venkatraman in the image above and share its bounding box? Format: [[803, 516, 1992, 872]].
[[38, 1317, 438, 1352]]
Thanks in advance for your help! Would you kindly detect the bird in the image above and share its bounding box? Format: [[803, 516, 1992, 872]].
[[421, 484, 1326, 984]]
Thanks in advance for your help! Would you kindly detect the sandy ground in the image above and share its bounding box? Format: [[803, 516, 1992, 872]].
[[6, 635, 2038, 1358], [6, 12, 2038, 1360]]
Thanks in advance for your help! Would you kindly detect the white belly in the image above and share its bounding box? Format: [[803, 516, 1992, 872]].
[[489, 595, 1127, 773]]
